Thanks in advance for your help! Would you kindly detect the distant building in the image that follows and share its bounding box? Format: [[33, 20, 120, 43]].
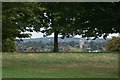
[[24, 47, 36, 52], [79, 38, 91, 52], [118, 33, 120, 37]]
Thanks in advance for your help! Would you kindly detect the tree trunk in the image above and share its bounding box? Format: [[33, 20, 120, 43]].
[[53, 30, 59, 52]]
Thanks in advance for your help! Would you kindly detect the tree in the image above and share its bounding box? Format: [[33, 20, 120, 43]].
[[2, 2, 120, 52], [36, 2, 120, 52], [106, 37, 120, 52], [74, 2, 120, 39], [35, 3, 91, 52], [2, 2, 43, 52], [3, 2, 82, 52]]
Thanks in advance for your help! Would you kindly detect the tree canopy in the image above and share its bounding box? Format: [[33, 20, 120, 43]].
[[35, 2, 120, 51], [2, 2, 120, 52], [2, 2, 44, 52]]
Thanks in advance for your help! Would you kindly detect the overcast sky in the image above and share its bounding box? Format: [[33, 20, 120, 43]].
[[23, 31, 119, 39]]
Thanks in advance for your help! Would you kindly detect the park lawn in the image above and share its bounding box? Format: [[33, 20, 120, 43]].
[[2, 52, 118, 78]]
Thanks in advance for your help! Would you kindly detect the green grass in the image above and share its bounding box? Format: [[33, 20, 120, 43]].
[[2, 52, 118, 78]]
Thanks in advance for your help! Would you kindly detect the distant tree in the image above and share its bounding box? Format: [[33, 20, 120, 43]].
[[106, 37, 120, 52], [68, 41, 78, 47], [89, 41, 97, 50]]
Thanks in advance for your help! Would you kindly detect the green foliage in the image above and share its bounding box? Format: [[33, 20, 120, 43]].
[[2, 2, 44, 39], [2, 2, 120, 52], [106, 37, 120, 52], [35, 2, 120, 51], [2, 38, 16, 52], [2, 2, 44, 52], [38, 2, 120, 38]]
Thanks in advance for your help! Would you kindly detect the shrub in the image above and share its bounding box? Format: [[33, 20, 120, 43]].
[[2, 38, 16, 52], [106, 36, 120, 52]]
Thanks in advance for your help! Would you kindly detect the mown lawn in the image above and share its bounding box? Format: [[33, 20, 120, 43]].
[[2, 52, 118, 78]]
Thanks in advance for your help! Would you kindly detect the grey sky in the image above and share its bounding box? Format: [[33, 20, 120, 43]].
[[24, 31, 119, 38]]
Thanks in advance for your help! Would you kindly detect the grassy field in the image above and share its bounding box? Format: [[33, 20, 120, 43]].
[[2, 52, 118, 78]]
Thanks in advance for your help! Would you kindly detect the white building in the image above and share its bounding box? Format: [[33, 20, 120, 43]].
[[79, 38, 91, 52]]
